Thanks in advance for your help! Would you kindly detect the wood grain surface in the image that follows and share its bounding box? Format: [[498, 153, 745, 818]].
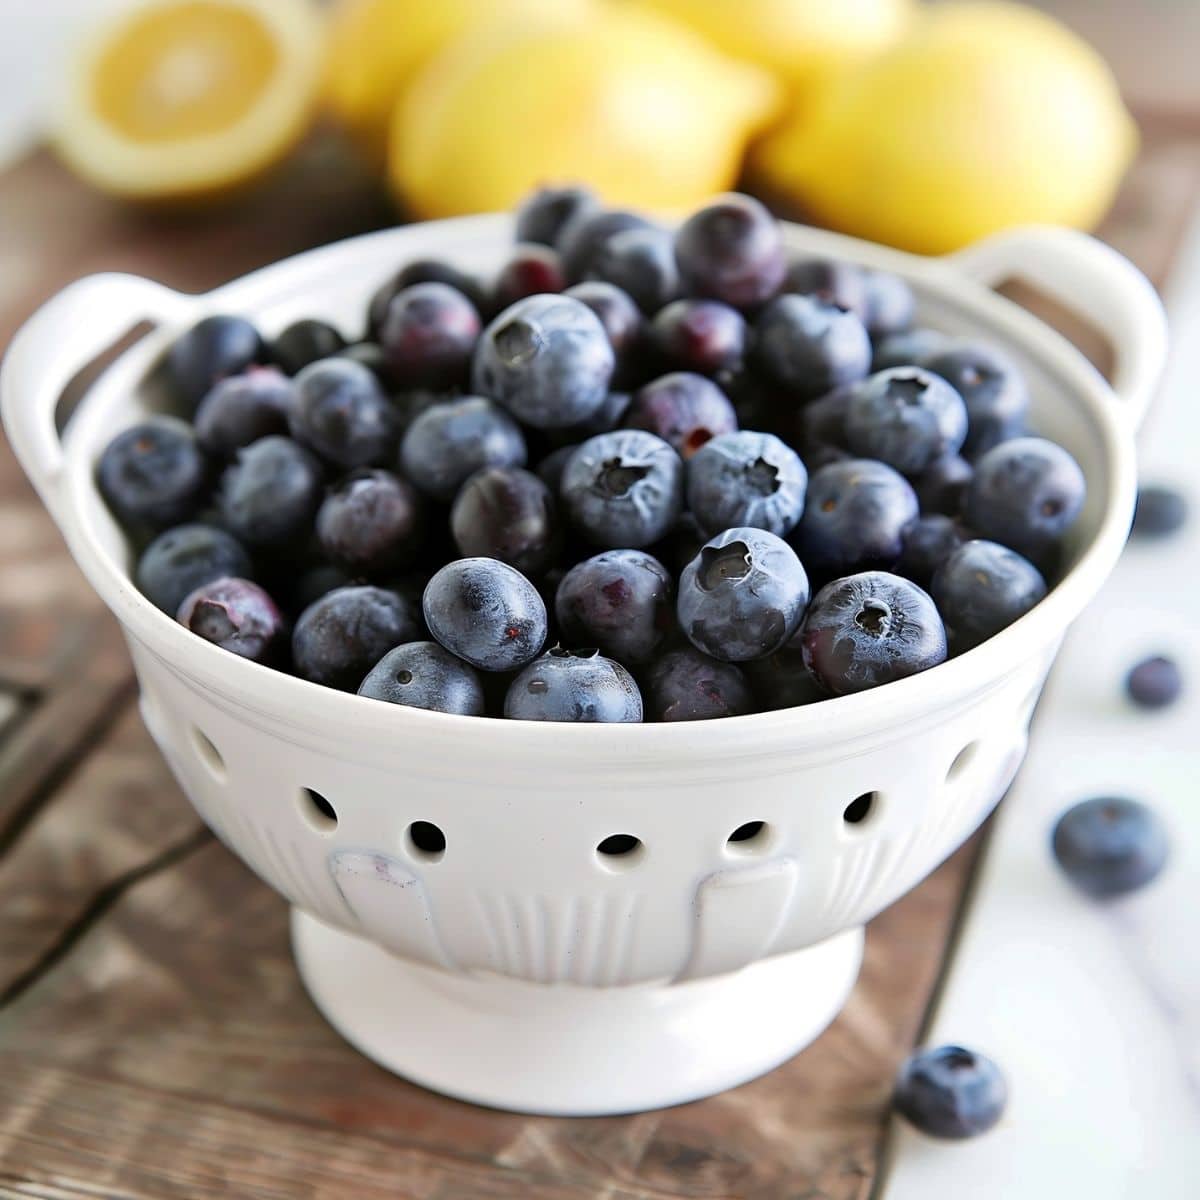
[[1, 6, 1199, 1190]]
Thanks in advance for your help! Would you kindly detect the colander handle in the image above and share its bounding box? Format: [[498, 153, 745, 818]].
[[950, 226, 1168, 430], [0, 273, 191, 525]]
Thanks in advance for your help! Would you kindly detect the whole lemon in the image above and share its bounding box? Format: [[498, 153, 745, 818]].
[[390, 8, 780, 220], [324, 0, 593, 162], [754, 1, 1137, 254], [633, 0, 913, 99]]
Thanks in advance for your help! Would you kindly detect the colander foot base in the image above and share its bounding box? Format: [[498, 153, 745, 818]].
[[291, 909, 864, 1116]]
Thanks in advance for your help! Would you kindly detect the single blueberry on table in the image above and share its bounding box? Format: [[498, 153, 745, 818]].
[[894, 1045, 1008, 1140], [800, 571, 946, 695], [674, 193, 785, 310], [1131, 484, 1188, 540], [794, 459, 919, 577], [493, 244, 567, 309], [292, 585, 419, 691], [914, 452, 973, 517], [96, 416, 208, 532], [863, 270, 916, 339], [217, 436, 323, 549], [1052, 796, 1169, 898], [516, 183, 599, 248], [560, 429, 684, 549], [194, 366, 294, 457], [782, 257, 869, 323], [423, 558, 547, 672], [743, 646, 829, 711], [136, 523, 252, 615], [687, 430, 808, 537], [897, 514, 967, 589], [624, 372, 738, 460], [678, 527, 810, 662], [650, 299, 745, 377], [925, 342, 1030, 458], [290, 357, 399, 468], [555, 549, 674, 667], [450, 466, 562, 578], [563, 281, 643, 361], [472, 293, 615, 429], [752, 293, 872, 401], [271, 319, 347, 376], [399, 395, 526, 503], [931, 539, 1047, 654], [166, 314, 265, 408], [558, 208, 653, 281], [964, 436, 1086, 566], [379, 281, 482, 390], [843, 367, 968, 474], [1125, 655, 1182, 710], [316, 469, 423, 575], [176, 576, 283, 664], [504, 647, 643, 723], [646, 647, 754, 722], [586, 224, 679, 314], [358, 641, 485, 716], [871, 327, 951, 373]]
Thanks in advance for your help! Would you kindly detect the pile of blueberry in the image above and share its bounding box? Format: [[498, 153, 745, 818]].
[[95, 188, 1088, 722]]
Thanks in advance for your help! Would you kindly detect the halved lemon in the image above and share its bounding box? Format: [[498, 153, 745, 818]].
[[53, 0, 323, 201]]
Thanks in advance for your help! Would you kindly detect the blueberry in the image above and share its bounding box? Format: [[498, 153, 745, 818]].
[[863, 271, 916, 339], [871, 327, 951, 373], [289, 562, 355, 615], [166, 314, 265, 407], [423, 558, 546, 671], [271, 319, 347, 376], [649, 299, 746, 377], [688, 430, 807, 537], [493, 244, 567, 309], [177, 576, 283, 663], [914, 453, 973, 517], [678, 528, 809, 662], [472, 294, 615, 429], [894, 1046, 1008, 1140], [536, 444, 579, 495], [931, 539, 1047, 653], [925, 343, 1029, 457], [1132, 484, 1188, 540], [96, 417, 208, 531], [795, 459, 919, 576], [316, 469, 423, 575], [136, 523, 252, 614], [587, 224, 679, 313], [450, 467, 561, 577], [379, 282, 481, 390], [218, 435, 323, 549], [1052, 796, 1169, 898], [752, 293, 872, 401], [399, 395, 526, 502], [368, 261, 487, 338], [555, 549, 673, 666], [194, 366, 294, 457], [290, 358, 399, 468], [563, 281, 643, 360], [844, 368, 968, 474], [292, 585, 419, 691], [358, 641, 485, 715], [743, 646, 829, 711], [801, 571, 946, 694], [646, 647, 754, 721], [897, 515, 967, 588], [1125, 655, 1182, 710], [504, 647, 642, 723], [624, 372, 737, 460], [560, 430, 684, 548], [516, 183, 599, 248], [796, 385, 852, 457], [783, 258, 869, 323], [964, 437, 1086, 565], [558, 208, 652, 281], [674, 193, 785, 310], [555, 391, 634, 442]]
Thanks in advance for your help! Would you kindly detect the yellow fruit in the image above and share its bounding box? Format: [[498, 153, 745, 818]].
[[53, 0, 322, 202], [754, 1, 1137, 254], [324, 0, 592, 164], [634, 0, 913, 99], [390, 8, 780, 220]]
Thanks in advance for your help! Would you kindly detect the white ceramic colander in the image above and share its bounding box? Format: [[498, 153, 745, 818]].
[[1, 216, 1166, 1116]]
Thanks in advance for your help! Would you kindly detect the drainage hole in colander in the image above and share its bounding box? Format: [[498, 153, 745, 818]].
[[596, 834, 644, 870], [407, 821, 446, 862], [726, 820, 770, 853], [191, 727, 226, 781], [299, 788, 338, 833], [947, 741, 981, 783], [843, 792, 878, 826]]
